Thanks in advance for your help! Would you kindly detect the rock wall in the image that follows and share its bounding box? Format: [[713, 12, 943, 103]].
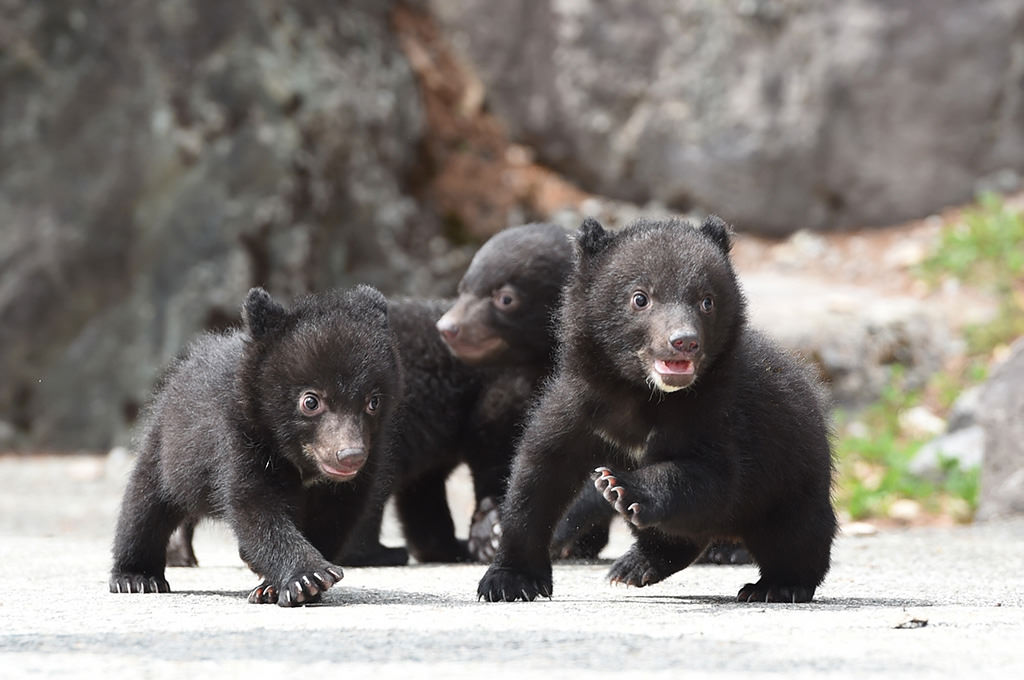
[[977, 339, 1024, 519], [0, 0, 445, 450], [4, 0, 1022, 452], [430, 0, 1024, 235]]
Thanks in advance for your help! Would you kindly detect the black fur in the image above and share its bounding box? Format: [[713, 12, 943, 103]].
[[478, 216, 837, 603], [342, 223, 574, 565], [110, 286, 402, 606]]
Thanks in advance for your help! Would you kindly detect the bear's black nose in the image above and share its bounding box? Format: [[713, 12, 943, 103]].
[[335, 447, 367, 469], [669, 331, 699, 353], [436, 317, 459, 341]]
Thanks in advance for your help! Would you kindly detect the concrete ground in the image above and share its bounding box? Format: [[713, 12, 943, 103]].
[[2, 453, 1023, 679]]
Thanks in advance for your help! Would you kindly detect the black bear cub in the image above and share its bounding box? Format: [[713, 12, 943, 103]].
[[110, 286, 401, 606], [436, 222, 574, 561], [343, 222, 574, 565], [478, 216, 837, 603]]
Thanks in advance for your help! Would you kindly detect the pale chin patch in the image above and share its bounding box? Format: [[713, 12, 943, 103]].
[[648, 370, 687, 393]]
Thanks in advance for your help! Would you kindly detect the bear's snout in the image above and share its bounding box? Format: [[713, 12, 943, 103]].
[[436, 313, 459, 342], [645, 322, 703, 392], [334, 447, 367, 473], [305, 413, 369, 481], [669, 329, 700, 354], [315, 446, 367, 481]]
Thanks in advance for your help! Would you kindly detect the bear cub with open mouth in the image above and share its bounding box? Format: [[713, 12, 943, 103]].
[[478, 216, 837, 603]]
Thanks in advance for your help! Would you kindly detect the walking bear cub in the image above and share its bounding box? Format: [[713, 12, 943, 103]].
[[343, 222, 574, 565], [477, 216, 837, 603], [110, 285, 402, 606]]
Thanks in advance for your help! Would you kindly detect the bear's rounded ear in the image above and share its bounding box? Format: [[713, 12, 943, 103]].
[[242, 287, 288, 340], [350, 284, 389, 325], [699, 215, 733, 255], [577, 217, 613, 257]]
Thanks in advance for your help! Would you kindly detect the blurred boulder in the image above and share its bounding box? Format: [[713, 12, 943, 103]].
[[909, 386, 985, 481], [945, 385, 983, 433], [977, 338, 1024, 519], [0, 0, 448, 451], [909, 426, 984, 482], [741, 273, 951, 408], [430, 0, 1024, 235]]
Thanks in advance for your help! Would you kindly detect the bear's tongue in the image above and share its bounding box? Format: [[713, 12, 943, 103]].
[[655, 358, 694, 375]]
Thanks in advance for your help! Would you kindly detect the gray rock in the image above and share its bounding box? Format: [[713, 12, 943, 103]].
[[909, 425, 984, 482], [430, 0, 1024, 235], [977, 338, 1024, 519], [947, 385, 983, 433], [741, 273, 952, 408], [0, 1, 449, 451]]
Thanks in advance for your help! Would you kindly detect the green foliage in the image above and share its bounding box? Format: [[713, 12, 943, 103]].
[[938, 455, 980, 508], [963, 295, 1024, 356], [835, 193, 1021, 524], [919, 192, 1024, 355], [834, 368, 978, 523], [918, 192, 1024, 286]]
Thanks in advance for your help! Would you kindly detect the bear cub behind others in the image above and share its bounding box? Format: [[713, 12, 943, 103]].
[[478, 216, 837, 603], [343, 222, 574, 565], [110, 286, 402, 606]]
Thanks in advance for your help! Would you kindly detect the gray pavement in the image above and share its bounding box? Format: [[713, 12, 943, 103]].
[[2, 453, 1023, 679]]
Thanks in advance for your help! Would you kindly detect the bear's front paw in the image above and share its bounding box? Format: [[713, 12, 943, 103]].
[[467, 496, 501, 563], [249, 566, 343, 606], [592, 467, 655, 528], [477, 565, 551, 602], [109, 572, 170, 594]]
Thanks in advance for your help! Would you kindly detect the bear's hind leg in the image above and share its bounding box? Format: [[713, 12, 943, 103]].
[[396, 468, 468, 563], [110, 464, 183, 594], [551, 483, 614, 560], [738, 508, 836, 603], [608, 530, 706, 588], [166, 519, 199, 567]]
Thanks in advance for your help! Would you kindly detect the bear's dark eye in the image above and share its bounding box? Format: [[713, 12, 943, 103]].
[[700, 295, 714, 313], [366, 395, 381, 415], [631, 291, 650, 310], [299, 392, 323, 416], [492, 286, 519, 311]]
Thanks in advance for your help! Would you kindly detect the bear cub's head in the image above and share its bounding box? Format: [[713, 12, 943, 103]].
[[566, 216, 746, 393], [240, 285, 402, 484], [437, 222, 573, 365]]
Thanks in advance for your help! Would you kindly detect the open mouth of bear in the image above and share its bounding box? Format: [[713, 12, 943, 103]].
[[655, 358, 695, 375], [652, 358, 697, 389]]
